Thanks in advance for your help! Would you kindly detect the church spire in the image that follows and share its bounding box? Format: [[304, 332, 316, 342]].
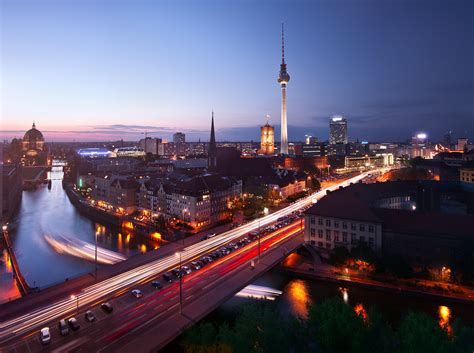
[[32, 121, 36, 129], [208, 111, 217, 171]]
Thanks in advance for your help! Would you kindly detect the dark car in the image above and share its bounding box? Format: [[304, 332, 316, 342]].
[[101, 302, 113, 313], [85, 310, 96, 322], [171, 268, 183, 278], [67, 317, 80, 331], [163, 272, 174, 283], [151, 280, 162, 289]]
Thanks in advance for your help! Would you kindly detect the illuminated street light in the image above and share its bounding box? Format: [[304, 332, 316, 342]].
[[2, 225, 7, 232], [70, 294, 79, 314], [263, 207, 269, 215]]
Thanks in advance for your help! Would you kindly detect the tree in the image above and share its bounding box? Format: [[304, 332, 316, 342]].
[[383, 254, 413, 278], [449, 239, 474, 284], [398, 312, 450, 353], [329, 246, 351, 267], [307, 298, 367, 353], [219, 302, 291, 353], [181, 322, 221, 353]]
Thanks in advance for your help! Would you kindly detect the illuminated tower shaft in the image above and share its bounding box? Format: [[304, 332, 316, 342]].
[[278, 24, 290, 155], [280, 84, 288, 154]]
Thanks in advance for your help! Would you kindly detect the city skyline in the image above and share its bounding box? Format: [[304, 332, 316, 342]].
[[1, 0, 473, 142]]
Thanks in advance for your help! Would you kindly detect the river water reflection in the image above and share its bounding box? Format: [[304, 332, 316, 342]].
[[0, 165, 160, 303], [219, 271, 474, 329]]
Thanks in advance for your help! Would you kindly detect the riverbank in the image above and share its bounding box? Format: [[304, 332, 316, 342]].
[[278, 253, 474, 304]]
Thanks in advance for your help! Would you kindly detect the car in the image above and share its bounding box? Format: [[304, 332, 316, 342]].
[[68, 317, 80, 331], [181, 266, 192, 275], [190, 261, 201, 270], [151, 280, 162, 288], [131, 289, 143, 298], [171, 268, 183, 278], [85, 310, 96, 322], [101, 302, 113, 313], [58, 319, 69, 336], [39, 327, 51, 344], [163, 272, 174, 283]]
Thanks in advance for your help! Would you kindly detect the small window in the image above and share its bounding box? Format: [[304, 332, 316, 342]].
[[326, 219, 331, 227], [318, 229, 323, 238], [326, 230, 331, 241], [326, 243, 331, 249], [334, 231, 340, 242], [342, 232, 347, 242], [342, 222, 347, 229], [310, 216, 315, 225], [360, 235, 366, 243], [310, 229, 316, 237], [318, 242, 323, 248], [351, 223, 356, 231], [369, 237, 374, 247], [368, 225, 374, 233], [359, 224, 366, 232], [318, 218, 323, 226], [334, 221, 339, 228]]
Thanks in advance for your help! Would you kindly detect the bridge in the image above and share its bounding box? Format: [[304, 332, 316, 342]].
[[1, 227, 30, 296], [0, 170, 378, 352]]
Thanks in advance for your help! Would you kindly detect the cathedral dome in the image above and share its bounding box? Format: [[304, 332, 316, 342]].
[[23, 122, 44, 143]]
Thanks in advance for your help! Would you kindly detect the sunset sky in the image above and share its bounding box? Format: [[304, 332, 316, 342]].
[[1, 0, 473, 142]]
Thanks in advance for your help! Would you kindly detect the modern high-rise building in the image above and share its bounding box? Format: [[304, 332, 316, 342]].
[[305, 135, 317, 145], [139, 137, 163, 155], [260, 117, 275, 155], [457, 137, 468, 151], [278, 24, 290, 155], [329, 116, 348, 145], [173, 132, 186, 144]]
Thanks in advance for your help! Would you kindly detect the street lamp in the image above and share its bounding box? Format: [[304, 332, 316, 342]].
[[175, 252, 183, 314], [95, 228, 99, 280], [2, 225, 7, 232], [70, 294, 79, 315]]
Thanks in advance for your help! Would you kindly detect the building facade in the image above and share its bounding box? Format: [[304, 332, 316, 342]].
[[460, 168, 474, 184], [173, 132, 186, 144], [260, 122, 275, 155], [304, 181, 474, 266], [329, 116, 348, 145]]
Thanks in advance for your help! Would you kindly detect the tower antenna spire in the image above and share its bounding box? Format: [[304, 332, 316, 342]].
[[281, 23, 285, 64]]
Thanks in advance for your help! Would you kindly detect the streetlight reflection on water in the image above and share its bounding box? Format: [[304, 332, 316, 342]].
[[438, 305, 452, 334], [287, 279, 311, 318]]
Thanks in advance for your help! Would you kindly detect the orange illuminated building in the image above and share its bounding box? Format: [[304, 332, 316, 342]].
[[260, 121, 275, 155]]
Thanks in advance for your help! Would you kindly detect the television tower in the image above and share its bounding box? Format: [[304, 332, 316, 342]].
[[278, 23, 290, 155]]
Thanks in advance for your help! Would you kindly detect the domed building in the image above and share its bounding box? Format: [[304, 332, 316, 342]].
[[21, 122, 47, 166]]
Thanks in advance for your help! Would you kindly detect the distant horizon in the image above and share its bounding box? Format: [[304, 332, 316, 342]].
[[1, 121, 467, 145]]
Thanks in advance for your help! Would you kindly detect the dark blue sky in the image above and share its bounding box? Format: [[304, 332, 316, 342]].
[[1, 0, 473, 142]]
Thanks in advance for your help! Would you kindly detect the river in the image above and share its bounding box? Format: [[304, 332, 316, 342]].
[[0, 164, 159, 303]]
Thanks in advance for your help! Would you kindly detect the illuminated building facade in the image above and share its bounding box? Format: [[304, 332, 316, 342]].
[[21, 122, 47, 166], [260, 121, 275, 155], [329, 116, 348, 145]]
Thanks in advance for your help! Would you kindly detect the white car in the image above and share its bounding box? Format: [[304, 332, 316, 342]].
[[131, 289, 143, 298], [39, 327, 51, 345]]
